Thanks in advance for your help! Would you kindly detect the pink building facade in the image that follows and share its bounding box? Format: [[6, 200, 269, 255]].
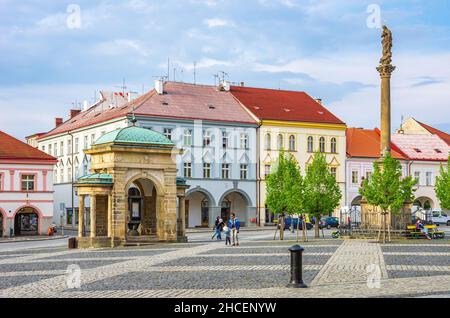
[[0, 131, 57, 237]]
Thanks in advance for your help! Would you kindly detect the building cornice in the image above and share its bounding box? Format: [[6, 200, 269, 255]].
[[261, 120, 347, 131]]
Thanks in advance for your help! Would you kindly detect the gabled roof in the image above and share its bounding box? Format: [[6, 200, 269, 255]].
[[346, 128, 408, 160], [38, 83, 257, 140], [415, 120, 450, 146], [0, 130, 57, 162], [391, 133, 449, 162], [133, 82, 257, 125], [230, 86, 345, 125]]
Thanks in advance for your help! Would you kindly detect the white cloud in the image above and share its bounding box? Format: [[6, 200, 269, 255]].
[[203, 18, 235, 28], [94, 39, 150, 57]]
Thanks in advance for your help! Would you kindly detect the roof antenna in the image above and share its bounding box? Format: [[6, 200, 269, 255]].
[[399, 115, 405, 134], [193, 61, 197, 85]]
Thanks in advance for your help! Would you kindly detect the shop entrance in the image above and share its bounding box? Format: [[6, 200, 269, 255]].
[[14, 207, 39, 236]]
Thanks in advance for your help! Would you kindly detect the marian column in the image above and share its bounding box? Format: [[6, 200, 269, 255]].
[[377, 25, 396, 157]]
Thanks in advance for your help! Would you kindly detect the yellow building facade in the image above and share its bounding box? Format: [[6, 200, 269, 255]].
[[257, 120, 347, 225]]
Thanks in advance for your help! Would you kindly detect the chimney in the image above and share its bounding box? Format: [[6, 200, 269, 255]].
[[70, 109, 81, 118], [316, 98, 322, 105], [83, 100, 89, 111], [219, 81, 231, 92], [155, 79, 165, 95], [55, 118, 63, 127]]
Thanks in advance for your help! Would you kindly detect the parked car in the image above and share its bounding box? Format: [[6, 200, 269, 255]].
[[430, 210, 450, 226], [319, 217, 340, 229], [282, 218, 313, 231]]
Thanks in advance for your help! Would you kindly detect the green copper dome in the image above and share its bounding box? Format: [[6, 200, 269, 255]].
[[94, 126, 174, 147]]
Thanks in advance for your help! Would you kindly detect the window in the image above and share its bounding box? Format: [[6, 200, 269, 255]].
[[60, 141, 64, 156], [277, 134, 284, 150], [83, 161, 88, 176], [74, 163, 79, 180], [265, 165, 271, 177], [183, 162, 192, 178], [366, 171, 372, 181], [54, 168, 58, 183], [0, 174, 3, 191], [265, 133, 271, 150], [60, 168, 64, 183], [351, 171, 359, 185], [90, 134, 96, 147], [21, 174, 35, 191], [240, 164, 248, 180], [331, 138, 337, 153], [67, 139, 72, 155], [203, 130, 212, 147], [319, 137, 325, 153], [74, 138, 79, 154], [101, 131, 106, 136], [426, 172, 432, 186], [163, 128, 172, 141], [55, 143, 59, 157], [414, 171, 420, 184], [48, 144, 52, 156], [307, 136, 314, 153], [67, 166, 72, 182], [222, 130, 229, 148], [184, 129, 193, 146], [84, 136, 89, 150], [289, 135, 296, 151], [203, 163, 211, 178], [330, 167, 337, 180], [222, 164, 231, 179], [41, 145, 45, 153], [240, 134, 249, 149]]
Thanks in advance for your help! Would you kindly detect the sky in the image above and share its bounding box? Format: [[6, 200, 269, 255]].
[[1, 0, 450, 140]]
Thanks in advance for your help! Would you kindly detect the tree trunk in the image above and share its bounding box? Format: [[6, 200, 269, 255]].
[[302, 216, 308, 242], [382, 212, 386, 244], [314, 216, 320, 239], [280, 214, 285, 241], [296, 216, 299, 242]]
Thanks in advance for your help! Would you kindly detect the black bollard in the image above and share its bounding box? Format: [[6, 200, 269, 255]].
[[287, 245, 307, 288]]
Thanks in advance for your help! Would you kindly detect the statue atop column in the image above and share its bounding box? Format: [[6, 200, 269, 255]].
[[380, 25, 393, 65]]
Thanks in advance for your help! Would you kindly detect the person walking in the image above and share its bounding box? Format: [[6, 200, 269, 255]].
[[212, 216, 224, 240], [228, 213, 240, 247]]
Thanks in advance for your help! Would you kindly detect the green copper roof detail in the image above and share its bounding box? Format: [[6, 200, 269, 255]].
[[77, 174, 113, 185], [94, 126, 174, 147]]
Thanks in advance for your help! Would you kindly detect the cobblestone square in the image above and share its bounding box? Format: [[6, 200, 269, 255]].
[[1, 229, 450, 298]]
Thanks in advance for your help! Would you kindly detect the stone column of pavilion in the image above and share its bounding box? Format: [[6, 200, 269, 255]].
[[176, 177, 190, 243]]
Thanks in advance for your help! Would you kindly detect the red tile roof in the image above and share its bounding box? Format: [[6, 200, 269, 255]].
[[133, 82, 257, 125], [0, 131, 57, 162], [230, 86, 345, 125], [392, 133, 449, 161], [416, 120, 450, 146], [346, 128, 408, 160], [38, 83, 257, 140], [39, 91, 135, 139]]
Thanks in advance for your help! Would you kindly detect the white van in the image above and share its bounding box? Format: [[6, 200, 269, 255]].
[[431, 210, 450, 226]]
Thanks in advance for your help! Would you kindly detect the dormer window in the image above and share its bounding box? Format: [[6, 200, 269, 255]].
[[414, 148, 422, 153], [435, 149, 442, 154]]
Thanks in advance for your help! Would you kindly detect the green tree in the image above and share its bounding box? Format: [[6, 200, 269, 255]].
[[436, 156, 450, 211], [266, 152, 303, 240], [302, 153, 342, 238], [359, 153, 416, 243]]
